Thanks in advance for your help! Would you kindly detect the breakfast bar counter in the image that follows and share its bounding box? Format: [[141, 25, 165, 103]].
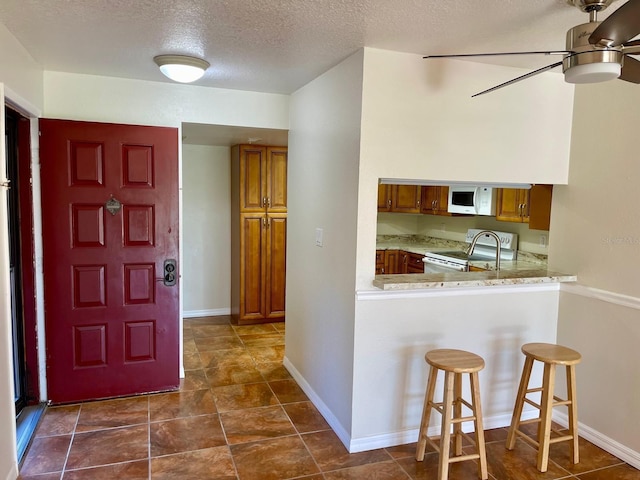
[[373, 269, 576, 290]]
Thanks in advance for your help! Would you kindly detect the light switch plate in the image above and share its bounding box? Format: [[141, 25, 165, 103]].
[[315, 228, 323, 247]]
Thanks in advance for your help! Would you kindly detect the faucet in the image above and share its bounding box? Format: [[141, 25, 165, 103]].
[[466, 230, 502, 271]]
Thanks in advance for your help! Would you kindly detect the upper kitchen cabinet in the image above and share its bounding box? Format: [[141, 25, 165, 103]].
[[496, 185, 553, 230], [421, 185, 451, 216], [377, 184, 421, 213], [235, 145, 287, 213]]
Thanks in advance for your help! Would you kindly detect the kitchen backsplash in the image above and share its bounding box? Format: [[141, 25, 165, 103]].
[[376, 234, 548, 265]]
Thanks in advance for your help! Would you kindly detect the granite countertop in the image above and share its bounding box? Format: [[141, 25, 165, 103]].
[[376, 235, 548, 271], [374, 235, 576, 290], [373, 269, 576, 290]]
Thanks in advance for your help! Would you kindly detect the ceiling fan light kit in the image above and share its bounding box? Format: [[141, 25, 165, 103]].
[[424, 0, 640, 96], [153, 55, 210, 83]]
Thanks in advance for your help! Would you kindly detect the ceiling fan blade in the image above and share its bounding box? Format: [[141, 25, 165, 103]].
[[424, 51, 570, 59], [622, 39, 640, 55], [589, 0, 640, 47], [471, 61, 564, 97], [620, 55, 640, 83]]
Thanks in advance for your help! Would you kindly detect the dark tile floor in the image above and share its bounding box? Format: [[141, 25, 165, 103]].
[[18, 315, 640, 480]]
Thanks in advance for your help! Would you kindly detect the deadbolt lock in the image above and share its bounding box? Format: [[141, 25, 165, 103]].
[[163, 259, 177, 286]]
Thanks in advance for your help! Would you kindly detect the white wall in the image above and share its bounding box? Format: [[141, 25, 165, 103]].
[[43, 71, 289, 130], [551, 79, 640, 465], [0, 24, 44, 112], [286, 49, 364, 442], [0, 23, 44, 480], [352, 286, 559, 451], [356, 48, 574, 290], [182, 144, 231, 316]]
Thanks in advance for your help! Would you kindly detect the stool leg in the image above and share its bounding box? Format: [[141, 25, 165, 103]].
[[439, 370, 455, 480], [537, 362, 556, 472], [453, 372, 463, 457], [566, 364, 579, 464], [416, 366, 438, 461], [470, 371, 488, 480], [506, 356, 534, 450]]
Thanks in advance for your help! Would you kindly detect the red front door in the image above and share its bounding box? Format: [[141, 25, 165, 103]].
[[40, 119, 180, 403]]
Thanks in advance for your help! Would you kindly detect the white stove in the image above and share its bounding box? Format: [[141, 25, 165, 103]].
[[422, 229, 518, 273]]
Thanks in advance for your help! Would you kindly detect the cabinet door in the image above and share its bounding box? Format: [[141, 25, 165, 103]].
[[421, 186, 451, 215], [384, 250, 400, 274], [421, 186, 439, 213], [392, 185, 421, 213], [265, 214, 287, 320], [267, 147, 287, 212], [240, 213, 267, 321], [436, 186, 451, 214], [239, 145, 267, 212], [528, 184, 553, 231], [378, 184, 392, 211], [375, 250, 385, 274], [496, 188, 528, 222], [407, 252, 425, 273]]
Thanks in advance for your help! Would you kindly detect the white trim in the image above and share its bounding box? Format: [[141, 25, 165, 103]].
[[282, 356, 352, 450], [182, 308, 230, 318], [347, 410, 539, 453], [357, 283, 560, 301], [3, 85, 42, 118], [561, 283, 640, 310], [4, 463, 18, 480], [553, 412, 640, 470]]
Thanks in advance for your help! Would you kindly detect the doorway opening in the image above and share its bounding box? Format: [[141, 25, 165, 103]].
[[5, 105, 44, 462]]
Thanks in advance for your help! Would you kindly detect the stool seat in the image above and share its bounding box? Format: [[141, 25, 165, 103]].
[[507, 342, 582, 473], [426, 349, 485, 373], [416, 349, 488, 480], [521, 343, 581, 365]]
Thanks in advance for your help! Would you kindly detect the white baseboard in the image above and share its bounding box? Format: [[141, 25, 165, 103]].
[[347, 410, 539, 454], [182, 308, 230, 318], [553, 412, 640, 470], [282, 357, 352, 450]]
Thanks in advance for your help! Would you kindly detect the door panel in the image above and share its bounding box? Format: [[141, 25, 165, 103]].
[[266, 214, 286, 319], [240, 213, 266, 321], [240, 146, 267, 211], [40, 119, 179, 403], [267, 147, 287, 212]]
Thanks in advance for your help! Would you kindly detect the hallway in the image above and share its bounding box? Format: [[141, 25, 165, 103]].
[[17, 315, 640, 479]]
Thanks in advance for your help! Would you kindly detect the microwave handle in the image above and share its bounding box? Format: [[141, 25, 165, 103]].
[[473, 186, 480, 209]]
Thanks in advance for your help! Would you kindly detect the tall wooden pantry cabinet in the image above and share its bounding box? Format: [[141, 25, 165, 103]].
[[231, 145, 287, 325]]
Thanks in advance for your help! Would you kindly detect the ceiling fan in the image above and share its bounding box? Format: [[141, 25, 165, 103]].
[[424, 0, 640, 96]]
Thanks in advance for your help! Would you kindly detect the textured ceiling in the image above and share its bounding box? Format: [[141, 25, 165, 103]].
[[0, 0, 627, 95], [0, 0, 629, 146]]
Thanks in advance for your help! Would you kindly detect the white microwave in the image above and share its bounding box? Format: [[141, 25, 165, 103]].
[[447, 186, 497, 216]]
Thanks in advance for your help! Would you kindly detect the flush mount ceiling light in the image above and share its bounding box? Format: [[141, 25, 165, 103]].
[[154, 55, 210, 83]]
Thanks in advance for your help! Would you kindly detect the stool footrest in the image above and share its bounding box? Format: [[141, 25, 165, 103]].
[[515, 430, 540, 448], [448, 453, 481, 464], [549, 434, 574, 444]]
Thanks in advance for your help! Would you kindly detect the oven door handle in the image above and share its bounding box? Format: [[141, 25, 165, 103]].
[[423, 257, 467, 272]]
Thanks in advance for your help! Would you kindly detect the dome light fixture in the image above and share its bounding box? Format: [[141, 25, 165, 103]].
[[154, 55, 210, 83]]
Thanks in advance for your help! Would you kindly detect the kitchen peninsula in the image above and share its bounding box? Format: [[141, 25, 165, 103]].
[[373, 269, 576, 290]]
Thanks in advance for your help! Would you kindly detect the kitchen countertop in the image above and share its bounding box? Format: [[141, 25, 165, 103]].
[[374, 234, 576, 289], [373, 269, 576, 290], [376, 235, 548, 271]]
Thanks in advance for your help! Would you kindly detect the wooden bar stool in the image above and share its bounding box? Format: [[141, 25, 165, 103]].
[[416, 349, 488, 480], [506, 343, 582, 472]]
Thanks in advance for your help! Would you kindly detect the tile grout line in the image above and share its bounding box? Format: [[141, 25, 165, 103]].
[[60, 402, 82, 477]]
